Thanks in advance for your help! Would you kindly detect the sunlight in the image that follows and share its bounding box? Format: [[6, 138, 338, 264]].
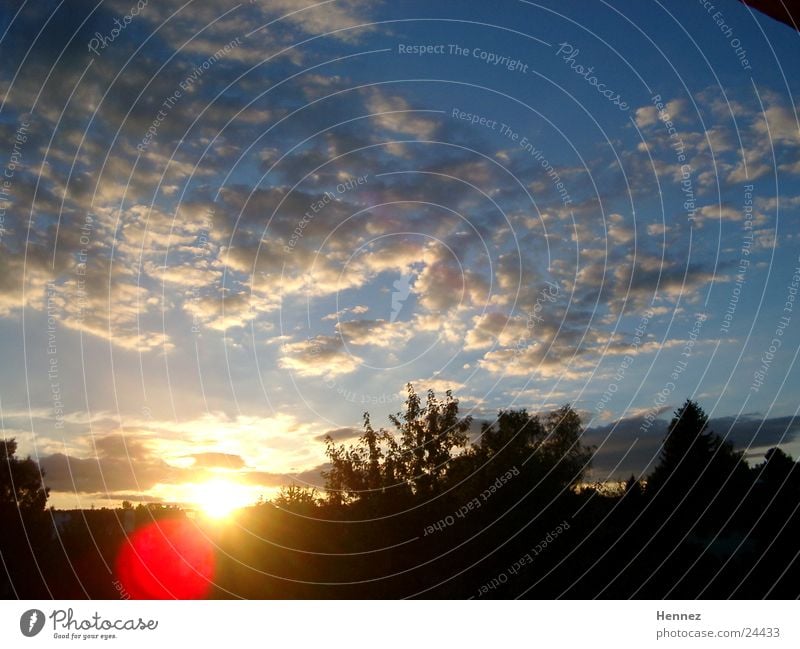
[[188, 479, 254, 520]]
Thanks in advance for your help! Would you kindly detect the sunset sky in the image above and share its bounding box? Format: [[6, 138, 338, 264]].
[[1, 0, 799, 509]]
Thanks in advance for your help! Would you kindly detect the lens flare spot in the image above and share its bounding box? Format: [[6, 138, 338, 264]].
[[116, 518, 214, 599]]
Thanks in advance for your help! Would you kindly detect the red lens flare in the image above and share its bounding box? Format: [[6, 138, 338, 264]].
[[116, 518, 215, 599]]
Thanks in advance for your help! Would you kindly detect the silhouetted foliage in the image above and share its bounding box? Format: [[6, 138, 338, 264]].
[[0, 438, 49, 513], [448, 404, 594, 499], [272, 484, 321, 514], [753, 447, 800, 495], [323, 387, 594, 515], [624, 474, 644, 499], [0, 439, 51, 597], [5, 396, 800, 598], [647, 400, 747, 501], [323, 384, 472, 508]]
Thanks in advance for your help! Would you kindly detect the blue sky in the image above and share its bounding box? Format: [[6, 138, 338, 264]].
[[1, 0, 799, 508]]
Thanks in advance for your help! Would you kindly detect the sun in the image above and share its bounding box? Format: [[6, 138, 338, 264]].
[[189, 479, 254, 520]]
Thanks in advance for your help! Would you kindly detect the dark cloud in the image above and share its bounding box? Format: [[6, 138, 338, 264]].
[[710, 414, 800, 456], [584, 412, 800, 480], [39, 452, 179, 494], [314, 426, 360, 443], [40, 445, 299, 496]]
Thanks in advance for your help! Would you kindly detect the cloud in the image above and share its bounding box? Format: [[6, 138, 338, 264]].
[[464, 312, 531, 351], [712, 414, 800, 456], [647, 223, 669, 236], [405, 378, 466, 395], [323, 305, 369, 321], [187, 452, 247, 469], [279, 335, 362, 376], [754, 105, 800, 144], [606, 213, 634, 245], [694, 203, 746, 225], [354, 238, 435, 275], [48, 258, 171, 353], [634, 98, 686, 129], [634, 106, 659, 128], [39, 435, 180, 494], [39, 449, 284, 499], [612, 256, 718, 305], [366, 89, 439, 139], [478, 344, 595, 379], [314, 426, 360, 443], [411, 311, 466, 344], [584, 411, 800, 479], [727, 144, 773, 184], [0, 244, 55, 317], [183, 290, 279, 331], [336, 318, 414, 347], [415, 261, 490, 312], [37, 453, 142, 494], [2, 1, 799, 514], [32, 407, 331, 502], [256, 0, 379, 42]]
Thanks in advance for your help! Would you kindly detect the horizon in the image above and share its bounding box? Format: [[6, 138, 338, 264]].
[[36, 397, 796, 510]]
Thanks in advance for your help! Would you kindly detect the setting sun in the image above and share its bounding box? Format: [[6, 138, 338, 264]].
[[188, 479, 255, 520]]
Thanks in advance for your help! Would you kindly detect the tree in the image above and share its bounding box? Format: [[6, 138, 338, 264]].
[[464, 404, 593, 491], [539, 404, 594, 487], [323, 384, 472, 506], [323, 412, 395, 506], [476, 408, 544, 460], [389, 385, 472, 496], [646, 400, 746, 505], [623, 474, 644, 499], [753, 447, 800, 496], [272, 484, 321, 514], [0, 439, 51, 598], [0, 439, 49, 514]]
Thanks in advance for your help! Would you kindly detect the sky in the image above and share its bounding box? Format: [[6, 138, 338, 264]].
[[0, 0, 799, 509]]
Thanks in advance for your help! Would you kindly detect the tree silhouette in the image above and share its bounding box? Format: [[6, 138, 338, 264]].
[[540, 404, 594, 487], [455, 404, 593, 493], [755, 446, 797, 481], [272, 484, 321, 514], [648, 401, 738, 493], [323, 384, 472, 507], [476, 408, 544, 460], [390, 384, 472, 497], [753, 447, 800, 498], [646, 400, 748, 531], [6, 395, 800, 599], [322, 387, 595, 519], [623, 474, 644, 499], [0, 438, 49, 514], [0, 439, 50, 597]]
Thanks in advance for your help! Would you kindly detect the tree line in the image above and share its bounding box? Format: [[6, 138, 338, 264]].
[[2, 385, 799, 598]]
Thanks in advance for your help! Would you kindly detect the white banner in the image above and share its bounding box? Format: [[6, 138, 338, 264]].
[[0, 600, 796, 648]]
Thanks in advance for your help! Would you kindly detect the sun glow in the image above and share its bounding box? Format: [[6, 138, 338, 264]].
[[189, 479, 255, 519]]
